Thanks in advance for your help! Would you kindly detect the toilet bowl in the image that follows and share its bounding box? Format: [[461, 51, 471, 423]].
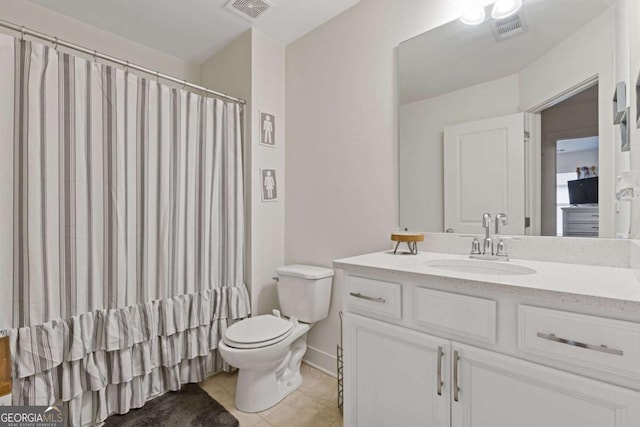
[[218, 264, 334, 413], [218, 314, 310, 412]]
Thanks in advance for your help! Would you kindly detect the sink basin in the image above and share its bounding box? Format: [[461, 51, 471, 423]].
[[424, 259, 536, 276]]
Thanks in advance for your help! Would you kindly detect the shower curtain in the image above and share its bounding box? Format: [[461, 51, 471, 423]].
[[1, 33, 250, 425]]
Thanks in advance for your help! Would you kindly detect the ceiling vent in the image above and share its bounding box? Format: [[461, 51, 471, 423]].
[[225, 0, 274, 22], [490, 13, 528, 42]]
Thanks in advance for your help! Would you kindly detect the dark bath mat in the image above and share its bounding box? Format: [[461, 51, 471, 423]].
[[103, 383, 239, 427]]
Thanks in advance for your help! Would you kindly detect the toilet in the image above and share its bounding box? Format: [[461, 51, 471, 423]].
[[218, 264, 334, 413]]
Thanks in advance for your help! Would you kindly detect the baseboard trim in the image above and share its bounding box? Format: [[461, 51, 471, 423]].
[[303, 345, 337, 377]]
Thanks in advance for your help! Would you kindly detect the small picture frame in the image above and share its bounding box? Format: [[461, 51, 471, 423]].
[[613, 81, 627, 125], [260, 112, 276, 148], [260, 168, 278, 202]]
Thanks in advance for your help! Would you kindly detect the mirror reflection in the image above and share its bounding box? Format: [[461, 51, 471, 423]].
[[398, 0, 616, 237]]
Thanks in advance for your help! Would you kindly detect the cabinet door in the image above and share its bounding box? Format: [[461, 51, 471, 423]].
[[344, 313, 450, 427], [451, 343, 640, 427]]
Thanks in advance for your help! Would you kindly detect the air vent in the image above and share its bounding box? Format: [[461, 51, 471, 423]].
[[490, 13, 528, 42], [225, 0, 274, 22]]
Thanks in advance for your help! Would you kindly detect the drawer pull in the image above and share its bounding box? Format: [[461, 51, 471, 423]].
[[536, 332, 623, 356], [436, 346, 444, 396], [453, 350, 460, 402], [349, 292, 386, 303]]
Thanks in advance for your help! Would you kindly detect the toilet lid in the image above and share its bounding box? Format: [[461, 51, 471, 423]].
[[224, 315, 294, 349]]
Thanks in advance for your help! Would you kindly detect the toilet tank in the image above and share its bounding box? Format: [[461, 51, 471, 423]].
[[276, 265, 334, 323]]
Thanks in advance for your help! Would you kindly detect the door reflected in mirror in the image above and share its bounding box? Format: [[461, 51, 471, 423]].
[[398, 0, 616, 237]]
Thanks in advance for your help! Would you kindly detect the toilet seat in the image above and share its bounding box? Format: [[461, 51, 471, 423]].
[[223, 315, 294, 349]]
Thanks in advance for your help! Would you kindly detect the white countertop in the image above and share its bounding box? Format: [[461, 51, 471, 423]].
[[334, 251, 640, 308]]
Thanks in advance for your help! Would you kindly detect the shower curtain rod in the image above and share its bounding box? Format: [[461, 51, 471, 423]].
[[0, 19, 246, 105]]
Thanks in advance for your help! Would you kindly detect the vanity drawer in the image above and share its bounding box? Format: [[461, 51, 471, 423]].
[[414, 288, 497, 344], [566, 212, 599, 223], [345, 276, 402, 320], [518, 305, 640, 379], [564, 222, 599, 233]]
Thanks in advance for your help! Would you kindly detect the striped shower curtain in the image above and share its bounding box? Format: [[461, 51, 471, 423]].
[[1, 33, 250, 425]]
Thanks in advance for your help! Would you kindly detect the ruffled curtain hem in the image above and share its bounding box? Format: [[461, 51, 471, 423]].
[[8, 286, 250, 426]]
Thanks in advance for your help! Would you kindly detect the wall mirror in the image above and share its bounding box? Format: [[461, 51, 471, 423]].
[[398, 0, 618, 237]]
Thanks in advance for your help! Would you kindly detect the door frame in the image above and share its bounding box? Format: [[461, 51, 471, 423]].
[[526, 76, 601, 237]]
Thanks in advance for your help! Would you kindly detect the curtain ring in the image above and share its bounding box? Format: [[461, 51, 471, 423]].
[[53, 36, 58, 51], [20, 26, 25, 41], [156, 71, 160, 82], [124, 61, 129, 73], [93, 50, 97, 63], [182, 80, 187, 90]]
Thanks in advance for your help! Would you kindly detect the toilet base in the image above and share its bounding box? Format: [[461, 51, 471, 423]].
[[235, 334, 308, 413]]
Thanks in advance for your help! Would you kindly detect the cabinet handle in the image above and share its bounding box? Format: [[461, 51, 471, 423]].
[[453, 350, 460, 402], [536, 332, 624, 356], [349, 292, 386, 303], [436, 346, 444, 396]]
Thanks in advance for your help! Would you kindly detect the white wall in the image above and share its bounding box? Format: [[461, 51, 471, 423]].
[[557, 150, 599, 174], [200, 31, 252, 102], [519, 10, 615, 237], [201, 29, 286, 317], [285, 0, 458, 374], [200, 31, 255, 308], [518, 10, 614, 112], [249, 31, 286, 315], [2, 0, 200, 82], [399, 74, 520, 232]]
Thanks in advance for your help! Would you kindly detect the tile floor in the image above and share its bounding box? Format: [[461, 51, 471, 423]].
[[200, 363, 343, 427]]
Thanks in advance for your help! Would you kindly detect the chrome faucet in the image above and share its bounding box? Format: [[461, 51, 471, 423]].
[[482, 213, 493, 255], [495, 213, 508, 235], [495, 213, 508, 258], [469, 212, 509, 261]]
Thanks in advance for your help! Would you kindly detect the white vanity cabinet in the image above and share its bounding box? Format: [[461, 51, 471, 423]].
[[345, 314, 450, 427], [340, 271, 640, 427], [452, 343, 640, 427]]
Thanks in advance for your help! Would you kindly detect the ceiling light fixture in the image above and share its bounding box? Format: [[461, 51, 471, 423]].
[[460, 6, 486, 25], [449, 0, 487, 26], [491, 0, 523, 20]]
